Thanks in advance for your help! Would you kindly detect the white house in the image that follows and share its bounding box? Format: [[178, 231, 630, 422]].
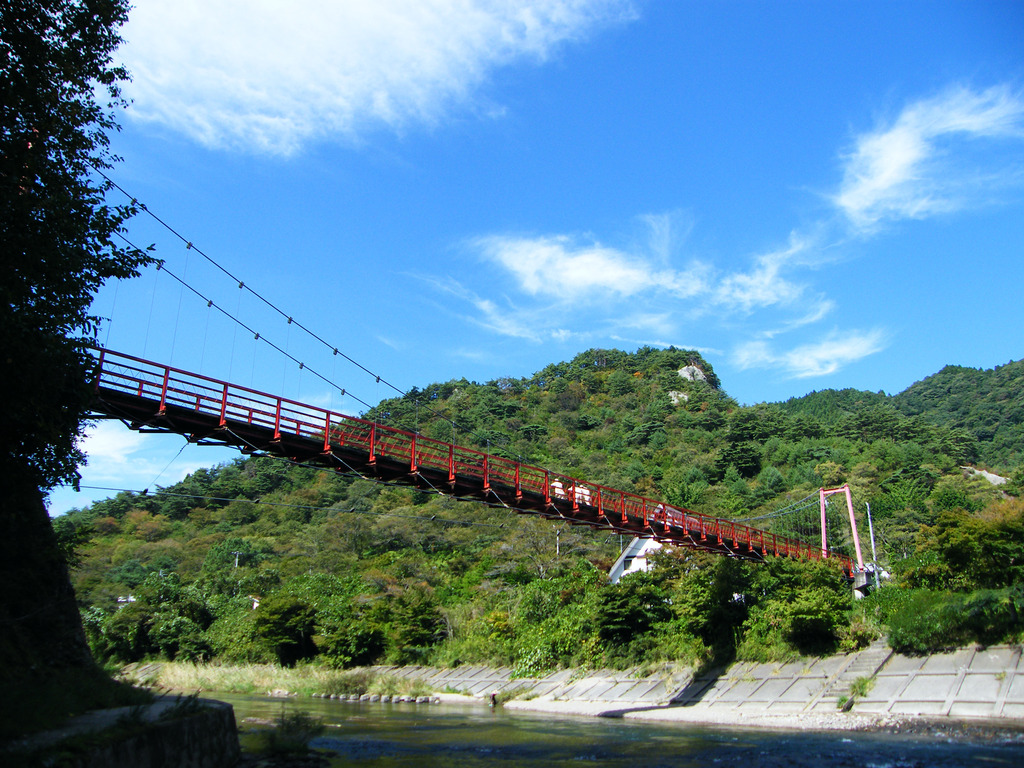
[[608, 536, 663, 583]]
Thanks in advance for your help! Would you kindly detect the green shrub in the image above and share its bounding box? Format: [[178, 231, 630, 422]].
[[319, 668, 376, 696], [511, 641, 558, 679], [885, 589, 965, 654], [784, 588, 849, 655], [203, 603, 274, 664], [957, 585, 1024, 645], [838, 613, 881, 652], [735, 605, 794, 663], [257, 707, 325, 756]]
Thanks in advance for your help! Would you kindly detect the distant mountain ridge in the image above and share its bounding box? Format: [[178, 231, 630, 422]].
[[777, 359, 1023, 471]]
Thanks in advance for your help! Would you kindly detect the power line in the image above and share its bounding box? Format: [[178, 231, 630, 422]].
[[109, 237, 376, 413], [94, 166, 406, 400], [98, 179, 495, 448]]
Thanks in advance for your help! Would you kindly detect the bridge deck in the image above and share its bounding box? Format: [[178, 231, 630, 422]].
[[89, 348, 853, 570]]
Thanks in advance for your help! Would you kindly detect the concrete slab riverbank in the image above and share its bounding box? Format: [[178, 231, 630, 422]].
[[380, 643, 1024, 731]]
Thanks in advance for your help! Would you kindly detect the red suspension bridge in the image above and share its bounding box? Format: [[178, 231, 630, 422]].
[[90, 347, 861, 574]]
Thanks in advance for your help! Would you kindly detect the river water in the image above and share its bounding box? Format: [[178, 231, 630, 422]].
[[218, 693, 1024, 767]]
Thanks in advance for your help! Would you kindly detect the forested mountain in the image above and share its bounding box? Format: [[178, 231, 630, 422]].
[[56, 348, 1024, 673], [893, 360, 1024, 470], [778, 359, 1024, 472]]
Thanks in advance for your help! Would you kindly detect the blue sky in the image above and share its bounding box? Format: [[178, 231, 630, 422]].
[[49, 0, 1024, 514]]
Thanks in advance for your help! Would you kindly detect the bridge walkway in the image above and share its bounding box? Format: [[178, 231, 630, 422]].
[[90, 347, 853, 569]]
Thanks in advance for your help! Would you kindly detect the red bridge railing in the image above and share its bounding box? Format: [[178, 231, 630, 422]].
[[90, 347, 854, 571]]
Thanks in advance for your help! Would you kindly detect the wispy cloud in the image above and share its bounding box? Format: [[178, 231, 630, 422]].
[[610, 335, 721, 357], [48, 423, 239, 515], [119, 0, 638, 155], [834, 85, 1024, 232], [734, 329, 888, 379], [755, 300, 836, 340], [78, 422, 221, 489], [472, 233, 709, 300], [712, 232, 814, 313], [424, 275, 545, 341], [458, 211, 894, 383], [447, 84, 1021, 384], [464, 225, 825, 356]]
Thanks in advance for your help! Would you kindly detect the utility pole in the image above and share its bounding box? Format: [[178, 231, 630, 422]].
[[866, 503, 880, 589]]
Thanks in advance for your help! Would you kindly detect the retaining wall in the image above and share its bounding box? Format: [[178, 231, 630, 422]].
[[383, 643, 1024, 720], [5, 697, 240, 768]]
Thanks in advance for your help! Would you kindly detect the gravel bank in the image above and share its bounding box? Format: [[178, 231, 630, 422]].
[[504, 697, 893, 730], [503, 697, 1024, 744]]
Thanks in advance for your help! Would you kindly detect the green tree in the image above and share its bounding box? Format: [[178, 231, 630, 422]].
[[738, 558, 850, 660], [2, 0, 150, 489], [254, 593, 318, 666], [670, 551, 750, 659], [596, 572, 672, 664], [380, 586, 444, 665], [1, 0, 152, 712]]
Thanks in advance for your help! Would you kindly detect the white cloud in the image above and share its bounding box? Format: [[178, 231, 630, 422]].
[[473, 233, 708, 300], [637, 209, 694, 265], [78, 421, 217, 487], [835, 85, 1024, 231], [756, 300, 836, 340], [616, 311, 678, 336], [425, 275, 545, 340], [734, 329, 887, 379], [459, 221, 833, 353], [712, 232, 813, 313], [48, 422, 240, 515], [610, 335, 721, 357], [80, 420, 150, 475], [119, 0, 637, 155]]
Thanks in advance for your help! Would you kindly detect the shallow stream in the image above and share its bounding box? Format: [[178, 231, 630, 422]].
[[218, 692, 1024, 767]]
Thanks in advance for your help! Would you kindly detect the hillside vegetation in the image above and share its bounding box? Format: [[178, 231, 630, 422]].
[[56, 348, 1024, 675]]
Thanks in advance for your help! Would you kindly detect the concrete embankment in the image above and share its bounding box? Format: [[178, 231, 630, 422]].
[[379, 643, 1024, 730], [3, 696, 240, 768]]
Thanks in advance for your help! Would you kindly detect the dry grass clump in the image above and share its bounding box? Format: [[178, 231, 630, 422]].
[[144, 662, 434, 698]]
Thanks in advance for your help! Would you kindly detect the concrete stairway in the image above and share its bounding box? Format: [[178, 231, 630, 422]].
[[805, 639, 893, 712]]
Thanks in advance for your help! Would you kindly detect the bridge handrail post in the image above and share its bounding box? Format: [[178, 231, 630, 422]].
[[94, 348, 106, 393], [158, 367, 170, 414], [219, 383, 229, 427]]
